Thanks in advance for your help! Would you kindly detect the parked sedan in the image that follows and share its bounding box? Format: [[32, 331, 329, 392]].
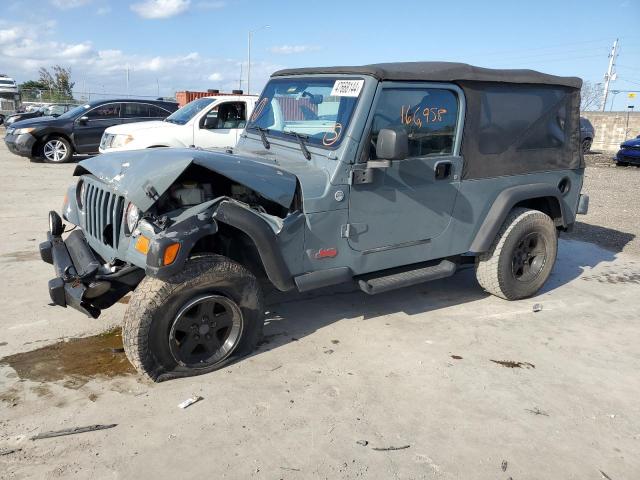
[[4, 105, 48, 126], [3, 98, 178, 163], [580, 117, 595, 153], [615, 135, 640, 166]]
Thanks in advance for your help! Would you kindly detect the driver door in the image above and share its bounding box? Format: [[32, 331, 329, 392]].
[[193, 101, 246, 149], [348, 83, 463, 253], [73, 102, 122, 153]]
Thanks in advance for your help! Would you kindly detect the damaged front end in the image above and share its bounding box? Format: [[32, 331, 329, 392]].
[[44, 148, 303, 318]]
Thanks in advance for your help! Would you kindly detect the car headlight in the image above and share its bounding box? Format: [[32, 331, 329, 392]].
[[125, 202, 140, 234], [110, 134, 134, 149], [14, 127, 35, 135], [76, 180, 86, 209]]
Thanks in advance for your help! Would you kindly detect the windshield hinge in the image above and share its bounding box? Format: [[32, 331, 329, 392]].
[[350, 167, 374, 185]]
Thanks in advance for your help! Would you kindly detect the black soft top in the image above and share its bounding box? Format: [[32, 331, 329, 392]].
[[272, 61, 582, 89]]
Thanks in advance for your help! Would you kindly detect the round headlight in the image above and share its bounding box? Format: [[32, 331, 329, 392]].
[[76, 180, 86, 209], [125, 202, 140, 234]]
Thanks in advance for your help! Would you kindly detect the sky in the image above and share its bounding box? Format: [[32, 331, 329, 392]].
[[1, 0, 639, 110]]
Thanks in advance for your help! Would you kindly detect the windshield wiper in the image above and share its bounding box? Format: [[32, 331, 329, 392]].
[[283, 131, 311, 160], [256, 127, 270, 150]]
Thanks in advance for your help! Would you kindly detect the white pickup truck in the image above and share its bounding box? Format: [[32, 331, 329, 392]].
[[99, 94, 257, 153]]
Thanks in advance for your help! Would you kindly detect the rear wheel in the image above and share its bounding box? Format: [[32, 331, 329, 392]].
[[122, 255, 264, 382], [581, 138, 592, 154], [41, 137, 73, 163], [475, 208, 557, 300]]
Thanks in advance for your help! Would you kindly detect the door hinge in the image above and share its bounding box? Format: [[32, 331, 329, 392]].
[[341, 224, 351, 238]]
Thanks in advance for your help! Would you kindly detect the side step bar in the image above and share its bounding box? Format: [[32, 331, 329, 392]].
[[357, 260, 457, 295]]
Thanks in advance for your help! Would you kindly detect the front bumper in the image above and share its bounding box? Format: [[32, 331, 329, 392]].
[[615, 149, 640, 165], [4, 132, 36, 157], [40, 229, 103, 318]]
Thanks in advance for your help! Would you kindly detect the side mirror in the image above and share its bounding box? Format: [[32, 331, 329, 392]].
[[375, 128, 409, 160], [78, 116, 89, 124], [202, 116, 218, 129]]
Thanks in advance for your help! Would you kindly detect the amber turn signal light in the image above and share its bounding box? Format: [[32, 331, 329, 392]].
[[134, 235, 150, 254], [163, 242, 180, 265]]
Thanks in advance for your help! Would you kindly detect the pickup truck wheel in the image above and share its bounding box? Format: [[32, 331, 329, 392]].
[[475, 208, 557, 300], [122, 254, 264, 382], [42, 137, 73, 163]]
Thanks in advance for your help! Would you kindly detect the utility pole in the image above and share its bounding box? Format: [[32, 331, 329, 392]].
[[126, 66, 130, 97], [600, 38, 619, 112], [247, 25, 270, 95]]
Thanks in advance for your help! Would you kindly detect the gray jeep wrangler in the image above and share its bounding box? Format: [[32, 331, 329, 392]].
[[41, 62, 589, 381]]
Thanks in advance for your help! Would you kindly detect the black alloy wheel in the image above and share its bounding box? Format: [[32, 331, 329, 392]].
[[511, 232, 547, 282], [169, 294, 243, 368]]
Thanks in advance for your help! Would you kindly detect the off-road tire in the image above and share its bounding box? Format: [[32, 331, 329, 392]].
[[122, 255, 264, 382], [475, 208, 557, 300]]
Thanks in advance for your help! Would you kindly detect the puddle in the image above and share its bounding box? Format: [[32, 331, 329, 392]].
[[0, 328, 136, 389], [0, 250, 41, 263], [490, 360, 535, 369]]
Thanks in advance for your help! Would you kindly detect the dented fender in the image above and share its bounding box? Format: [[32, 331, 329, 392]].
[[145, 199, 296, 291], [145, 207, 219, 279]]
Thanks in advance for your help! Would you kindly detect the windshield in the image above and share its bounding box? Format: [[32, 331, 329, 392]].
[[58, 104, 90, 120], [165, 97, 214, 125], [0, 79, 15, 86], [247, 77, 362, 148]]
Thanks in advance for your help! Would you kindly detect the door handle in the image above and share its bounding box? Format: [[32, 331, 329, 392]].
[[434, 161, 452, 180]]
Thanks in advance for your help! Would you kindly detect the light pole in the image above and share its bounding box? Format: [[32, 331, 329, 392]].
[[247, 25, 270, 95]]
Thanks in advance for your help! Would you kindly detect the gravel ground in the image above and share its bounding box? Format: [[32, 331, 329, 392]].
[[565, 152, 640, 255]]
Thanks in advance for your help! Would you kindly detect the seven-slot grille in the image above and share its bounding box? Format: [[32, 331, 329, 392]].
[[83, 182, 125, 249]]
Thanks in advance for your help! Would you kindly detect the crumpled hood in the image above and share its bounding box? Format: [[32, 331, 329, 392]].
[[74, 148, 298, 211], [620, 137, 640, 148], [104, 120, 174, 135]]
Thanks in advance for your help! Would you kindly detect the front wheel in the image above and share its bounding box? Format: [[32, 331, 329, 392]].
[[581, 138, 592, 154], [41, 137, 73, 163], [475, 208, 557, 300], [122, 255, 264, 382]]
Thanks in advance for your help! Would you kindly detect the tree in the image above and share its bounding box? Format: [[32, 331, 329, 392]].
[[581, 81, 603, 112], [19, 65, 75, 102]]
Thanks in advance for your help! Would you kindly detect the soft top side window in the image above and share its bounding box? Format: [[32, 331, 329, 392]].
[[369, 87, 459, 160]]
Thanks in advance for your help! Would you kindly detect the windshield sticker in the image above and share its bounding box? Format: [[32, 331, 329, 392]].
[[331, 80, 364, 97], [401, 105, 448, 127], [322, 123, 343, 146]]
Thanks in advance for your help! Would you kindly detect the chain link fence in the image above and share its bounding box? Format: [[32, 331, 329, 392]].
[[18, 88, 174, 105]]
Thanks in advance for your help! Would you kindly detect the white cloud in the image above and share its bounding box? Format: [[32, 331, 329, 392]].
[[269, 45, 320, 55], [50, 0, 92, 9], [0, 20, 282, 97], [130, 0, 191, 19], [0, 28, 21, 45]]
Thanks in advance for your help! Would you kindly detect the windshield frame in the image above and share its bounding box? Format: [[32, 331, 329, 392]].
[[246, 76, 364, 151], [164, 97, 216, 125]]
